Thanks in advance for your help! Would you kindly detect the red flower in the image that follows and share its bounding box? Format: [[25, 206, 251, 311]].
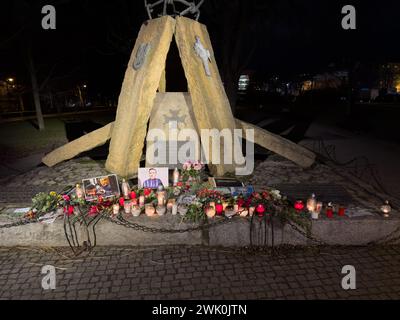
[[103, 200, 113, 208], [144, 188, 152, 197], [119, 197, 125, 206], [244, 196, 253, 208], [237, 198, 245, 208], [62, 195, 70, 201], [130, 191, 137, 199], [97, 196, 104, 203], [89, 206, 99, 217], [262, 191, 269, 199], [177, 182, 183, 187], [67, 205, 74, 217]]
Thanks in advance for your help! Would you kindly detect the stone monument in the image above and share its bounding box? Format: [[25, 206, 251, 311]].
[[42, 5, 316, 178]]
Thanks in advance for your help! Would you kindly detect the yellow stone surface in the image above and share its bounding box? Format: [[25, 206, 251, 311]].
[[41, 118, 316, 170], [105, 16, 176, 178], [175, 17, 239, 176], [236, 119, 316, 168], [146, 92, 200, 168], [42, 123, 114, 167]]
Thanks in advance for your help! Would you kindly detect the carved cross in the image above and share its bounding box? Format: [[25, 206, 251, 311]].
[[194, 36, 211, 77], [133, 43, 151, 70]]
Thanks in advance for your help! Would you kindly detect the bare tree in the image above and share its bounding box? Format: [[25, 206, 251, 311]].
[[27, 46, 45, 130]]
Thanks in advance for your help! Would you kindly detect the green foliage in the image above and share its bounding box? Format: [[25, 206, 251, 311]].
[[31, 192, 60, 214], [276, 206, 312, 236], [145, 193, 157, 204], [183, 203, 206, 224]]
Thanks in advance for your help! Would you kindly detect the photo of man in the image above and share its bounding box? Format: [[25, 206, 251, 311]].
[[82, 174, 120, 201], [143, 168, 163, 189], [138, 167, 169, 189]]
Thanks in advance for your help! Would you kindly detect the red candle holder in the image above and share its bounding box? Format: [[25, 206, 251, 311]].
[[215, 203, 224, 216], [326, 208, 334, 219], [294, 200, 305, 212], [338, 207, 345, 217], [256, 204, 265, 217]]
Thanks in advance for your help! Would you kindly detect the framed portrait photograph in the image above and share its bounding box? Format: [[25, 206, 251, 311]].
[[138, 167, 169, 189], [82, 174, 120, 201]]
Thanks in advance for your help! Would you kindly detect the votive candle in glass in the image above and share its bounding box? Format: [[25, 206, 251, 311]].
[[112, 204, 120, 216]]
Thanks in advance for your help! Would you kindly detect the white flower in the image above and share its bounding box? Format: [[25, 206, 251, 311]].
[[270, 189, 282, 200]]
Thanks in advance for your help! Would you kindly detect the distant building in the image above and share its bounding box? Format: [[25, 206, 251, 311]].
[[300, 71, 348, 92], [0, 80, 24, 113], [378, 62, 400, 93]]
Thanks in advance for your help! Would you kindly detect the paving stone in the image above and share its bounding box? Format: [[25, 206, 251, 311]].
[[0, 245, 399, 300]]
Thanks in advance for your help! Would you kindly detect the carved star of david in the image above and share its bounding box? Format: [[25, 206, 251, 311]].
[[163, 108, 187, 128]]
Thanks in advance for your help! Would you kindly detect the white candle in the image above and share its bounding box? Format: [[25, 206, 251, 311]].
[[167, 199, 175, 212], [76, 184, 84, 199], [316, 202, 323, 214], [113, 204, 120, 215], [249, 207, 255, 217], [131, 205, 141, 217], [307, 193, 317, 212], [173, 168, 180, 186], [172, 204, 178, 215], [157, 192, 165, 206], [311, 211, 319, 220], [139, 195, 145, 207], [124, 201, 131, 214]]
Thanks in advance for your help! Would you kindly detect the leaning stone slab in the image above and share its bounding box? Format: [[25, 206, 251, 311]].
[[236, 119, 316, 168], [175, 17, 239, 176], [42, 123, 114, 167], [42, 117, 316, 170], [106, 16, 176, 178]]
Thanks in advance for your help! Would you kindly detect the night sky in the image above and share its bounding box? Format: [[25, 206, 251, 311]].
[[1, 0, 400, 98]]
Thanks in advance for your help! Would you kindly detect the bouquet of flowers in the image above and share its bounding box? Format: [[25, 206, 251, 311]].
[[181, 160, 204, 183], [196, 188, 223, 204]]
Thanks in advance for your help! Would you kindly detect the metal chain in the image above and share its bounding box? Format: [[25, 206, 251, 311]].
[[287, 221, 328, 245], [1, 212, 398, 247], [102, 213, 235, 234], [0, 218, 39, 229], [366, 224, 400, 246], [287, 219, 400, 246]]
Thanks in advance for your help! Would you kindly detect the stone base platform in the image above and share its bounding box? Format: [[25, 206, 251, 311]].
[[0, 213, 399, 247], [1, 156, 399, 247]]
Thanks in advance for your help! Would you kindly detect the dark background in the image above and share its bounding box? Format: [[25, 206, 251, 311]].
[[1, 0, 399, 107]]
